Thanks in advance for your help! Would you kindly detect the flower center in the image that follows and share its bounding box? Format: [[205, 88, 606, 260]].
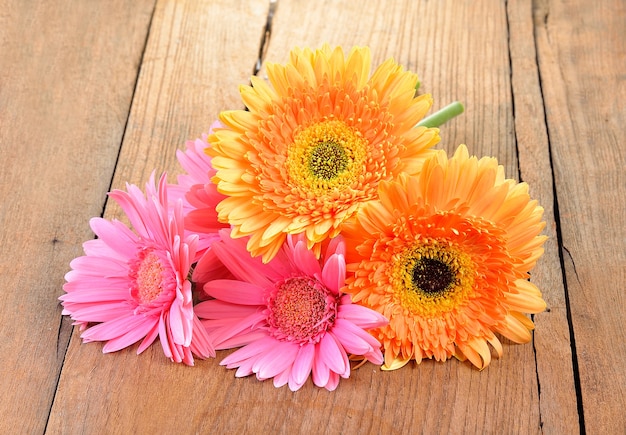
[[266, 276, 338, 343], [392, 240, 475, 318], [287, 120, 367, 192], [129, 249, 173, 307], [308, 140, 348, 180], [412, 258, 454, 294]]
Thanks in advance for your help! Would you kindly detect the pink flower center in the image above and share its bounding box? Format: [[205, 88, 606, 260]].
[[129, 248, 174, 309], [266, 277, 338, 344]]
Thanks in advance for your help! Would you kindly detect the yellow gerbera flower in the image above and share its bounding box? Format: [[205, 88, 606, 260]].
[[343, 145, 547, 370], [208, 44, 440, 262]]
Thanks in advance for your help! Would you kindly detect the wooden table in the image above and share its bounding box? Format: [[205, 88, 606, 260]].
[[1, 0, 624, 433]]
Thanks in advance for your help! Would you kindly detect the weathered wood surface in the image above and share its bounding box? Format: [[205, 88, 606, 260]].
[[0, 1, 155, 433], [1, 0, 623, 433], [533, 0, 626, 432], [507, 1, 580, 433]]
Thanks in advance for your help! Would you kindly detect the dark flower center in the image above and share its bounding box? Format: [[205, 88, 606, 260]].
[[412, 258, 454, 294]]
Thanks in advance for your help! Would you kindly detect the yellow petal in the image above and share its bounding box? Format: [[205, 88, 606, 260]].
[[381, 356, 411, 371]]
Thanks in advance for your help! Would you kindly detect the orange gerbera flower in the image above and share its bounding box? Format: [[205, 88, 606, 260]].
[[343, 145, 547, 370], [208, 44, 440, 262]]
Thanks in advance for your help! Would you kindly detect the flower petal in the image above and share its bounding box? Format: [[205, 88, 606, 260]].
[[290, 344, 315, 389], [203, 279, 265, 305], [321, 253, 346, 294], [337, 301, 388, 329], [319, 332, 348, 376]]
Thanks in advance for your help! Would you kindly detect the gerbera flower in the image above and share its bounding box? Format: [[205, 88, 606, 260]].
[[171, 121, 229, 260], [60, 174, 215, 365], [343, 145, 547, 370], [208, 44, 440, 262], [194, 229, 387, 391]]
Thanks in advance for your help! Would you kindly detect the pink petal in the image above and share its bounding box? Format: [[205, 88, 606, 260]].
[[194, 299, 259, 320], [61, 284, 129, 301], [161, 311, 193, 365], [216, 330, 268, 350], [203, 279, 265, 305], [253, 342, 298, 380], [201, 317, 248, 333], [186, 207, 223, 233], [108, 189, 149, 241], [68, 255, 128, 277], [189, 315, 215, 359], [102, 319, 156, 353], [82, 235, 130, 261], [331, 319, 383, 363], [81, 313, 151, 342], [220, 336, 276, 368], [312, 347, 330, 387], [137, 322, 160, 354], [158, 313, 173, 359], [234, 357, 256, 378], [88, 218, 138, 258], [63, 273, 129, 291], [168, 297, 193, 346], [176, 135, 213, 185], [291, 239, 322, 279], [319, 332, 348, 375], [210, 311, 267, 349], [325, 371, 340, 391], [179, 345, 195, 366], [326, 235, 346, 257], [289, 344, 315, 390], [65, 301, 134, 323], [273, 367, 291, 388], [193, 249, 235, 284], [321, 253, 346, 294], [337, 301, 388, 329], [210, 231, 276, 288]]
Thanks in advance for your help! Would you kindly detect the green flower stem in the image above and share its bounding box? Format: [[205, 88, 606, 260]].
[[416, 101, 464, 128]]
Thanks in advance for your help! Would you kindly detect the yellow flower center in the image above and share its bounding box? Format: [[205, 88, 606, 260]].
[[392, 240, 475, 318], [308, 140, 348, 180], [287, 120, 367, 192]]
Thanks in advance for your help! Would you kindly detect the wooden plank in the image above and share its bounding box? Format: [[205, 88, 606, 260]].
[[506, 0, 580, 432], [104, 0, 271, 193], [46, 0, 270, 432], [48, 0, 545, 433], [0, 1, 155, 433], [43, 0, 580, 432], [533, 0, 626, 433]]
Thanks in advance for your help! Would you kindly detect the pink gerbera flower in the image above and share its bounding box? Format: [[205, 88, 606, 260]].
[[60, 174, 215, 365], [194, 229, 387, 391], [171, 121, 229, 260]]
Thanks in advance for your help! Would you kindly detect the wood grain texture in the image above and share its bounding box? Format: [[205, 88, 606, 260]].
[[105, 0, 271, 194], [0, 1, 154, 433], [50, 0, 544, 433], [46, 0, 270, 432], [4, 0, 621, 432], [533, 0, 626, 433], [507, 0, 580, 432]]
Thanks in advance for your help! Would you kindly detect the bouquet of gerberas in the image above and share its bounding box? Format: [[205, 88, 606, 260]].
[[60, 44, 547, 391]]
